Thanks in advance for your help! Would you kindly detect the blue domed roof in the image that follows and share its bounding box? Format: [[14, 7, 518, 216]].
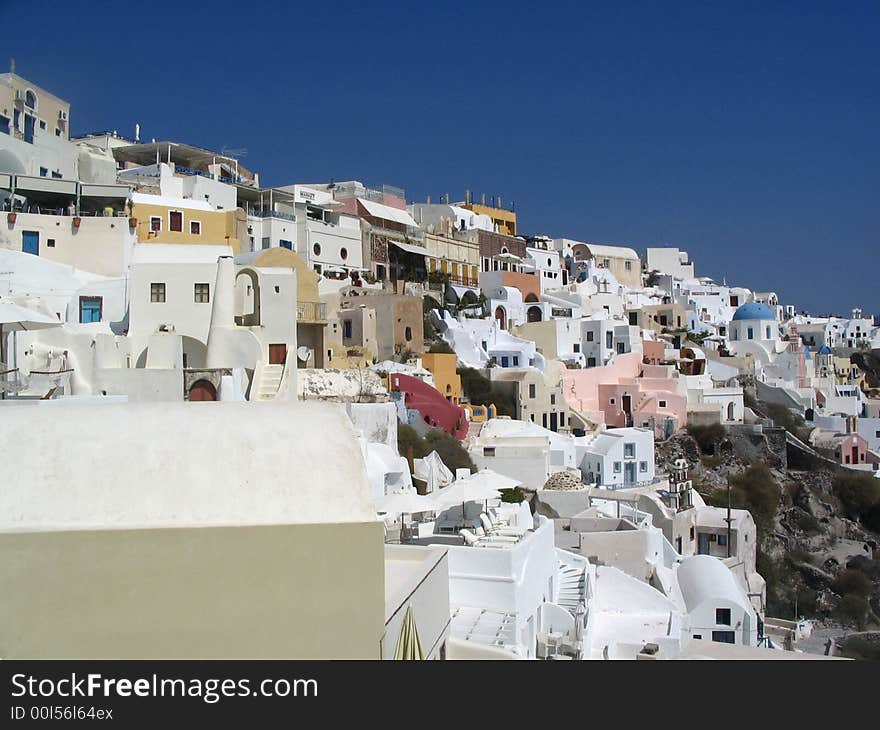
[[732, 302, 776, 321], [817, 344, 833, 355]]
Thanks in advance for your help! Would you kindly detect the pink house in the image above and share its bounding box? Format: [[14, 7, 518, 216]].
[[562, 352, 687, 438], [839, 432, 869, 467]]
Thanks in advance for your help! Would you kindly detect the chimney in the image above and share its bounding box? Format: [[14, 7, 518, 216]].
[[426, 194, 431, 204], [445, 193, 450, 204], [135, 123, 140, 143], [465, 189, 471, 204], [497, 195, 502, 208], [205, 256, 237, 368], [481, 193, 486, 206]]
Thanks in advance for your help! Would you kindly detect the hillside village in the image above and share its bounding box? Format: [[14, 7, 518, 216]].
[[2, 70, 879, 660]]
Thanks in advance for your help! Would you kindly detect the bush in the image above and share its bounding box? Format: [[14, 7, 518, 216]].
[[841, 636, 880, 660], [794, 510, 821, 535], [428, 341, 454, 354], [397, 424, 475, 474], [831, 569, 873, 599], [457, 367, 517, 417], [765, 403, 810, 441], [687, 423, 727, 455], [700, 455, 722, 468], [833, 472, 880, 522], [834, 594, 872, 629], [727, 463, 780, 531], [500, 487, 526, 504]]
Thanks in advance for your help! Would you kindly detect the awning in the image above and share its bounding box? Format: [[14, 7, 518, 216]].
[[14, 176, 77, 196], [80, 183, 130, 199], [390, 240, 428, 257], [357, 198, 419, 227]]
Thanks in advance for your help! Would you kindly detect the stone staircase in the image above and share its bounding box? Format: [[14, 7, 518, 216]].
[[255, 363, 285, 401], [556, 556, 587, 613]]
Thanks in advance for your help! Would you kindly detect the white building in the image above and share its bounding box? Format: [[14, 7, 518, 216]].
[[575, 427, 655, 488]]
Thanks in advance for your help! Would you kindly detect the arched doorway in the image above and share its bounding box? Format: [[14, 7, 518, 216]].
[[727, 402, 735, 421], [525, 293, 539, 303], [494, 306, 506, 330], [527, 306, 543, 323], [189, 379, 217, 401]]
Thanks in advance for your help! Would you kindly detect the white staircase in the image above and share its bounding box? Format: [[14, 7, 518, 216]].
[[556, 557, 587, 613], [255, 364, 284, 401]]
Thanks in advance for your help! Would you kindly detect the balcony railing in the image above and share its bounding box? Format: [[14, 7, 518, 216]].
[[297, 301, 327, 323], [250, 209, 296, 222]]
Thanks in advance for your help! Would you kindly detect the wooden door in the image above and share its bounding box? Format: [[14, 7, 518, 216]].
[[269, 343, 287, 365]]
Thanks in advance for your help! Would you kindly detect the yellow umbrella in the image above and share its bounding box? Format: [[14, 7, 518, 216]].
[[394, 605, 424, 660]]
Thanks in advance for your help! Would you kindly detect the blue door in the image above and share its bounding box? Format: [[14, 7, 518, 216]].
[[22, 230, 39, 256], [279, 239, 292, 250], [24, 114, 35, 144]]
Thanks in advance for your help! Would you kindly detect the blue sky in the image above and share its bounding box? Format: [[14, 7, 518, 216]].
[[3, 0, 877, 316]]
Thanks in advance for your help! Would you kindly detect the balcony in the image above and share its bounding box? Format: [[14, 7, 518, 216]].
[[250, 209, 296, 222], [297, 301, 327, 323]]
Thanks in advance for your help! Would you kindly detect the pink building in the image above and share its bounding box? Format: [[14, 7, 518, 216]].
[[839, 432, 869, 467], [562, 352, 687, 438]]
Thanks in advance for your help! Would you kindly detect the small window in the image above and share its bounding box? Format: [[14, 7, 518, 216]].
[[343, 320, 353, 339], [625, 260, 632, 270], [47, 238, 55, 248], [513, 356, 519, 366], [690, 526, 695, 540], [550, 394, 555, 405], [404, 326, 412, 342], [39, 120, 46, 130], [340, 247, 348, 260], [717, 534, 727, 547], [313, 243, 322, 256], [280, 239, 292, 250], [613, 462, 622, 473], [715, 608, 732, 626], [659, 400, 667, 408], [639, 461, 648, 472], [169, 211, 183, 232], [150, 282, 166, 303], [573, 343, 580, 353], [586, 331, 594, 342], [624, 442, 635, 458], [55, 128, 61, 137], [483, 447, 496, 457], [150, 216, 162, 233], [79, 296, 102, 323], [529, 384, 536, 398], [610, 398, 615, 405], [693, 634, 702, 640], [190, 220, 201, 235], [194, 283, 210, 303], [39, 167, 48, 177]]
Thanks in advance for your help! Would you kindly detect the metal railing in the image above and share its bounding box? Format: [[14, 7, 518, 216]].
[[250, 209, 296, 222], [297, 301, 327, 322]]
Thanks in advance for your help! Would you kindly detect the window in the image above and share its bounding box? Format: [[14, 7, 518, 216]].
[[550, 394, 556, 405], [766, 326, 771, 339], [613, 462, 622, 473], [150, 216, 161, 233], [712, 630, 735, 644], [404, 326, 412, 342], [606, 331, 613, 349], [340, 247, 348, 260], [529, 384, 536, 398], [616, 342, 625, 354], [610, 398, 615, 405], [150, 283, 166, 302], [624, 442, 635, 458], [690, 526, 695, 540], [639, 461, 648, 472], [0, 114, 9, 135], [542, 414, 548, 428], [169, 211, 183, 232], [261, 237, 270, 250], [586, 330, 595, 342], [194, 283, 210, 303], [190, 220, 201, 235], [513, 356, 519, 366], [39, 167, 48, 177], [625, 261, 632, 270], [483, 447, 496, 457], [313, 243, 322, 256], [747, 326, 754, 340], [280, 239, 292, 250], [55, 128, 61, 137], [693, 634, 702, 640], [79, 296, 102, 323], [47, 238, 55, 248], [717, 534, 727, 547], [25, 90, 37, 109], [587, 357, 596, 367], [659, 400, 667, 408], [573, 343, 580, 353], [39, 119, 46, 130]]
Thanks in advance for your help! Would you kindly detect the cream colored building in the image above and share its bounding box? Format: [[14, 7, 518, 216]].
[[0, 400, 449, 659]]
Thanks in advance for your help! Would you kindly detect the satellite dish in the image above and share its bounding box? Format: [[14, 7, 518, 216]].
[[297, 346, 312, 363]]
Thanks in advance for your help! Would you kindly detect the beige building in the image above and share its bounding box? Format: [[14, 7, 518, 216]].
[[0, 400, 450, 659], [571, 243, 642, 289], [339, 287, 424, 360], [490, 360, 569, 432], [131, 192, 243, 254], [422, 229, 480, 286]]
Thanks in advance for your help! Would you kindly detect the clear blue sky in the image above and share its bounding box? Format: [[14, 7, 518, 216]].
[[3, 0, 877, 316]]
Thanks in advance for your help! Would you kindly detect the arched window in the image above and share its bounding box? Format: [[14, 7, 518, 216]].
[[313, 243, 321, 256], [24, 90, 37, 110], [766, 326, 771, 339], [404, 326, 412, 342], [340, 247, 348, 260], [747, 327, 754, 340]]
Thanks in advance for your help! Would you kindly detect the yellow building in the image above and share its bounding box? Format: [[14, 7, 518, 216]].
[[421, 352, 462, 404], [423, 231, 480, 286], [461, 198, 517, 236], [131, 192, 243, 253]]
